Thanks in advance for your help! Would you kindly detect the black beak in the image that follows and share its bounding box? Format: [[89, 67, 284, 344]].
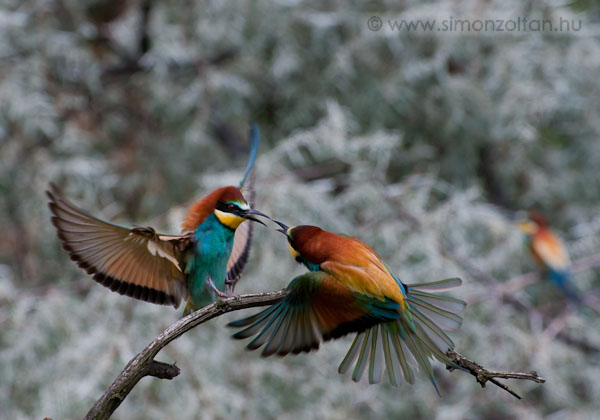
[[273, 219, 289, 234], [242, 208, 270, 226]]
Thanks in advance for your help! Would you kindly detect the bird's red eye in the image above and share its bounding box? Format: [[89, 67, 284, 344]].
[[227, 203, 236, 211]]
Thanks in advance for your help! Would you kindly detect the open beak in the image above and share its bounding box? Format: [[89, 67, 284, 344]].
[[273, 219, 289, 234], [242, 208, 270, 226]]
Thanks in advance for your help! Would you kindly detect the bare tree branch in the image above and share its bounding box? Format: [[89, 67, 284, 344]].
[[84, 291, 287, 420], [446, 350, 545, 400], [84, 290, 545, 420]]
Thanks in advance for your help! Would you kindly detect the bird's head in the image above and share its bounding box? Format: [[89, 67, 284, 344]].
[[273, 221, 323, 262], [213, 186, 269, 229], [517, 211, 546, 235], [182, 186, 268, 233]]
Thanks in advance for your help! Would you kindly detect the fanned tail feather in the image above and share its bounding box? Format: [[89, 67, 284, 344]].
[[407, 277, 463, 292], [352, 329, 371, 382], [369, 324, 385, 384], [390, 329, 416, 385], [338, 333, 363, 375], [338, 277, 465, 392], [239, 123, 260, 188]]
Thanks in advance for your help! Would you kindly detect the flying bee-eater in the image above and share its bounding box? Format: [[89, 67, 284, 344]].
[[48, 124, 268, 315], [518, 211, 580, 303], [229, 223, 466, 393]]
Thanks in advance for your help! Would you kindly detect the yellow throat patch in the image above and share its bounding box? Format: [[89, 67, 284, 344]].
[[518, 221, 538, 235], [287, 242, 300, 259], [214, 209, 246, 229]]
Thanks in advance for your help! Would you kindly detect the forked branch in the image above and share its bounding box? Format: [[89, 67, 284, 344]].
[[446, 350, 545, 399]]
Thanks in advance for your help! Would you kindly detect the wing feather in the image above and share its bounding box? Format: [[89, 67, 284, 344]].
[[229, 272, 379, 355], [532, 231, 570, 272], [225, 176, 255, 292], [48, 186, 190, 308]]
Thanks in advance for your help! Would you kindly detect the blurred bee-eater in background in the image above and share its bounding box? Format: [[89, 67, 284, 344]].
[[518, 211, 580, 304], [229, 223, 466, 393], [48, 124, 268, 315]]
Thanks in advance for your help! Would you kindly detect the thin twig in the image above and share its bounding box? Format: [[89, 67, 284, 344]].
[[84, 290, 544, 419], [446, 350, 545, 399]]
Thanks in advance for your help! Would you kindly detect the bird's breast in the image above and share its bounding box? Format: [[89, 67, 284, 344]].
[[187, 214, 236, 268]]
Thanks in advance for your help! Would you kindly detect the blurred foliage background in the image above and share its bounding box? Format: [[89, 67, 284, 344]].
[[1, 0, 600, 419]]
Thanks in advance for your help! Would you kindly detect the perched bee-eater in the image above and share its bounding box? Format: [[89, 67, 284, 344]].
[[229, 223, 466, 393], [518, 211, 579, 303], [48, 124, 268, 315]]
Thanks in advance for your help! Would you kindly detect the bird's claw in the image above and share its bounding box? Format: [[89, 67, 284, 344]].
[[224, 278, 241, 295], [208, 277, 239, 300], [207, 277, 229, 298]]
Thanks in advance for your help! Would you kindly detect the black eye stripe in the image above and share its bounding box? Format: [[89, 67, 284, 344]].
[[216, 201, 243, 213]]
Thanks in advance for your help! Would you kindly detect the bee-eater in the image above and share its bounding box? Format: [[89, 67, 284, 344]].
[[48, 124, 268, 315], [518, 211, 579, 303], [229, 223, 466, 393]]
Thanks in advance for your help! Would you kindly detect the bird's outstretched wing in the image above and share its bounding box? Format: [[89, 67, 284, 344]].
[[48, 186, 191, 308], [224, 187, 253, 293], [228, 272, 400, 356], [225, 124, 260, 292]]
